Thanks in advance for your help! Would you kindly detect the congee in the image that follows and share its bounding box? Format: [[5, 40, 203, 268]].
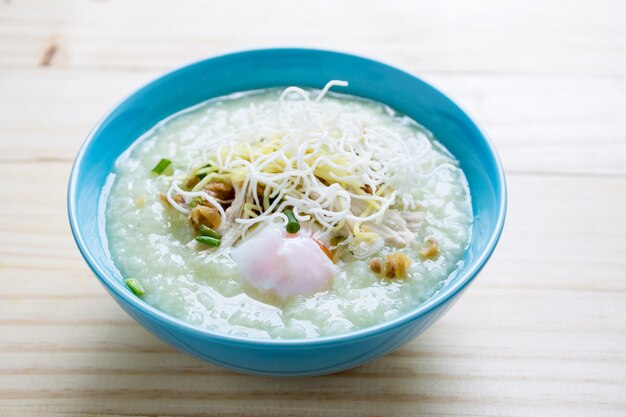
[[105, 81, 473, 339]]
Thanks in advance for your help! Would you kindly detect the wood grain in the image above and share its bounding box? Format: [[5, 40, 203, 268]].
[[1, 67, 625, 175], [1, 0, 625, 416], [1, 0, 626, 75]]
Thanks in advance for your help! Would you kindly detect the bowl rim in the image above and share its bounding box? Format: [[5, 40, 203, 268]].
[[68, 47, 507, 347]]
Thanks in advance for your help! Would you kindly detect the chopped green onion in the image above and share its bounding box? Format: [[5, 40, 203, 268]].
[[151, 158, 172, 175], [195, 235, 221, 247], [284, 209, 301, 234], [124, 278, 145, 296], [188, 196, 205, 208], [199, 224, 222, 239]]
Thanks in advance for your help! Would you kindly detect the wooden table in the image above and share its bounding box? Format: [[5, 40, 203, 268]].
[[1, 1, 625, 416]]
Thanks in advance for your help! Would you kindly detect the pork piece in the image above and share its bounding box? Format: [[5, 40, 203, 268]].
[[361, 209, 424, 247], [159, 192, 186, 207], [368, 252, 412, 279], [419, 238, 439, 258], [185, 175, 201, 189], [203, 181, 235, 201], [189, 205, 221, 229], [369, 257, 383, 274], [384, 253, 411, 278]]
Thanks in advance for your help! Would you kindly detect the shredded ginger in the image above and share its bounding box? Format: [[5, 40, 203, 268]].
[[166, 80, 432, 257]]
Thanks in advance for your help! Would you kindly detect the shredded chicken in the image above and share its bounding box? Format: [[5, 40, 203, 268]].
[[214, 182, 247, 249], [361, 209, 423, 247], [401, 210, 423, 232]]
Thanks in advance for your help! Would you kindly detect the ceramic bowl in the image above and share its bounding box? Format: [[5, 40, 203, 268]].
[[68, 48, 506, 376]]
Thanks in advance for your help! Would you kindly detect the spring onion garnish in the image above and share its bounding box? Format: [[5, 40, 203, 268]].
[[188, 197, 205, 208], [151, 158, 172, 175], [124, 278, 145, 296], [284, 209, 301, 234], [199, 224, 222, 239], [195, 235, 221, 247]]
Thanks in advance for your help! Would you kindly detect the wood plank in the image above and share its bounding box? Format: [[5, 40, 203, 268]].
[[0, 161, 625, 416], [426, 74, 626, 177], [1, 67, 625, 175], [1, 0, 625, 75], [0, 296, 624, 417], [0, 68, 156, 161], [2, 1, 625, 416]]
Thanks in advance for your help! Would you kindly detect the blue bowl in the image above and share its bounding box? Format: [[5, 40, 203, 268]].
[[68, 48, 506, 376]]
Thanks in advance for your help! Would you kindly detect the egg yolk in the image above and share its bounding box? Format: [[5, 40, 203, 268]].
[[231, 225, 337, 297]]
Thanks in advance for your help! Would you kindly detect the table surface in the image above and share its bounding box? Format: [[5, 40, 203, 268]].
[[1, 1, 625, 416]]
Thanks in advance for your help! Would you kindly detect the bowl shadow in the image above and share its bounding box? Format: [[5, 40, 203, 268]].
[[66, 322, 463, 417]]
